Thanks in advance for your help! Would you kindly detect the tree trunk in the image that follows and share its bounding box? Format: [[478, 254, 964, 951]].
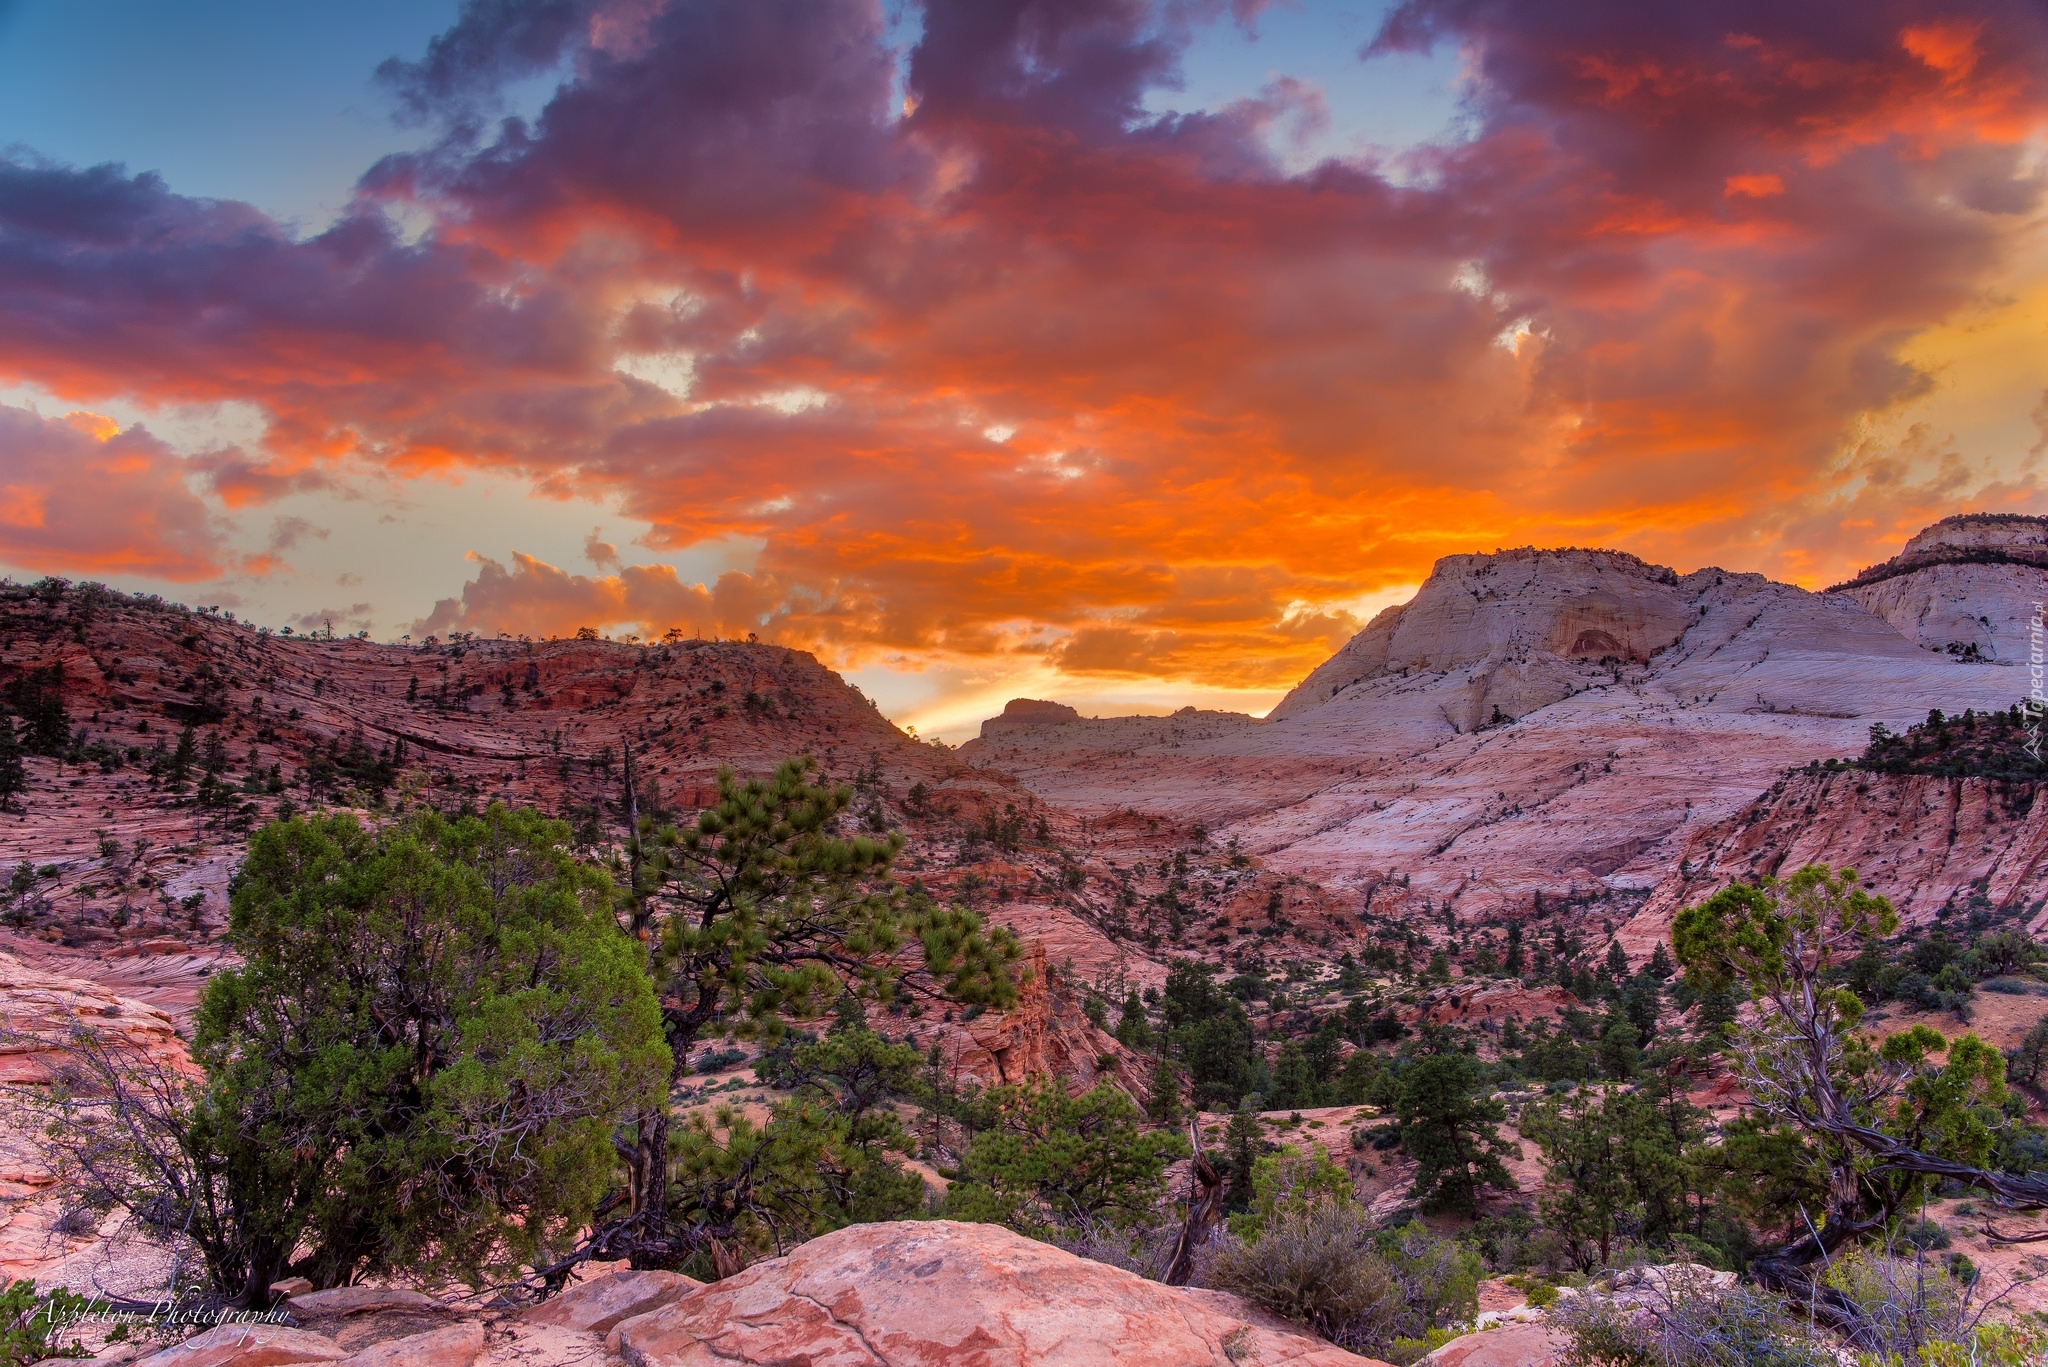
[[1164, 1121, 1224, 1287], [623, 1103, 670, 1269]]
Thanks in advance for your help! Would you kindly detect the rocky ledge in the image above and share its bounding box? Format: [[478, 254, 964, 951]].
[[84, 1221, 1390, 1367]]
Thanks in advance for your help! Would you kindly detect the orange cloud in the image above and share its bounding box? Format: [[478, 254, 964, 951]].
[[1724, 172, 1785, 198], [0, 405, 226, 580], [3, 0, 2047, 691]]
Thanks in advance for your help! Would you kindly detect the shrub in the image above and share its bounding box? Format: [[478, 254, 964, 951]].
[[1227, 1144, 1354, 1241], [943, 1079, 1187, 1234], [0, 1281, 92, 1367], [1210, 1201, 1407, 1347], [1208, 1198, 1477, 1365], [1553, 1268, 1833, 1367]]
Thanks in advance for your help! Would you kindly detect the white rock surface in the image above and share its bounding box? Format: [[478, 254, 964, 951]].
[[1832, 513, 2048, 661], [962, 534, 2027, 918]]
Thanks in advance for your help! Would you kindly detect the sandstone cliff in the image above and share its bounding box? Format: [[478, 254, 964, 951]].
[[1829, 512, 2048, 662], [961, 532, 2026, 920], [1625, 769, 2048, 950]]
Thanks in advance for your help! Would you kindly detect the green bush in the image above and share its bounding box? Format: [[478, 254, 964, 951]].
[[1208, 1154, 1477, 1365], [1226, 1145, 1354, 1241], [36, 807, 669, 1306], [1211, 1202, 1406, 1349], [0, 1281, 91, 1367], [943, 1079, 1187, 1235]]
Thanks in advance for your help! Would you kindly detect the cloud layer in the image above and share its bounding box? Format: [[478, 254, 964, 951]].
[[3, 0, 2046, 688], [0, 407, 224, 579]]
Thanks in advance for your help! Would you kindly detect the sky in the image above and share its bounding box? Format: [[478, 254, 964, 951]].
[[0, 0, 2045, 740]]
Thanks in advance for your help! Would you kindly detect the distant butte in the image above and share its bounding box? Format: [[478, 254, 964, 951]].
[[976, 697, 1084, 737]]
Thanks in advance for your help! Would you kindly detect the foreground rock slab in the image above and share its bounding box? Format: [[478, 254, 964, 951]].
[[523, 1270, 702, 1334], [138, 1325, 346, 1367], [1420, 1320, 1566, 1367], [335, 1322, 483, 1367], [614, 1219, 1390, 1367], [287, 1289, 439, 1318]]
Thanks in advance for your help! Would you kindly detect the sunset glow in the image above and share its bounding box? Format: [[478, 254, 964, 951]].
[[2, 0, 2046, 736]]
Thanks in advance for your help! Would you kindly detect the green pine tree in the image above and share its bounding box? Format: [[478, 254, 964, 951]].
[[0, 719, 24, 811], [1395, 1053, 1516, 1215], [169, 724, 196, 786], [1148, 1055, 1182, 1124]]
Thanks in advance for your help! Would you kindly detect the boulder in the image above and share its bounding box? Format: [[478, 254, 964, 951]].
[[335, 1323, 483, 1367], [522, 1270, 701, 1334], [137, 1324, 345, 1367], [1421, 1321, 1567, 1367], [269, 1280, 314, 1301], [613, 1219, 1390, 1367], [286, 1290, 439, 1319]]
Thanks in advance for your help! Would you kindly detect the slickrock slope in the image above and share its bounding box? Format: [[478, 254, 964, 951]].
[[1830, 513, 2048, 661], [612, 1219, 1390, 1367], [100, 1229, 1388, 1367], [0, 947, 189, 1085], [962, 537, 2024, 918], [1622, 769, 2048, 953], [0, 948, 195, 1285]]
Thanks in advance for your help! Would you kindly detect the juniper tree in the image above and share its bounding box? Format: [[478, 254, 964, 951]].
[[943, 1079, 1188, 1235], [0, 719, 22, 811], [31, 807, 668, 1305], [1673, 864, 2039, 1314]]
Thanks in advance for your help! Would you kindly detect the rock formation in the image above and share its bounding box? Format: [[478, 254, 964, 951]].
[[959, 529, 2031, 920], [975, 698, 1083, 738], [1625, 768, 2048, 952], [908, 943, 1153, 1100], [610, 1219, 1391, 1366], [1830, 513, 2048, 662], [99, 1225, 1386, 1367], [0, 948, 197, 1285], [1270, 548, 1695, 723]]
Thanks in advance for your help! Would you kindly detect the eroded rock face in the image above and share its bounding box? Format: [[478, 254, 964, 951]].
[[978, 699, 1084, 737], [906, 944, 1153, 1101], [1273, 549, 1694, 721], [1831, 513, 2048, 661], [1626, 770, 2048, 952], [613, 1219, 1391, 1367], [0, 949, 198, 1285], [0, 949, 189, 1087]]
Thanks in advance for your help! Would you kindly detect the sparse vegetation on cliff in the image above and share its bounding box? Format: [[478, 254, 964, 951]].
[[1858, 706, 2048, 781]]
